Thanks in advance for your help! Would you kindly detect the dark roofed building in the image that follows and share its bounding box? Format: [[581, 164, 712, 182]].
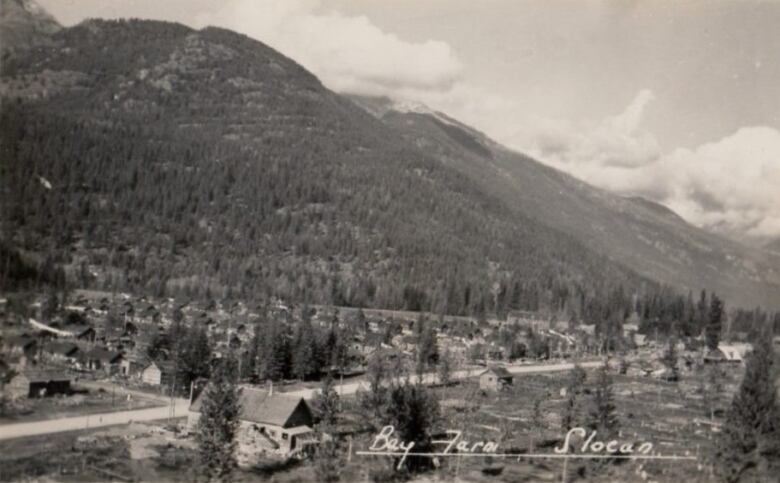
[[188, 386, 315, 460], [120, 350, 148, 377], [82, 347, 123, 374], [7, 370, 71, 399], [2, 334, 38, 357], [66, 325, 96, 342], [44, 341, 80, 363]]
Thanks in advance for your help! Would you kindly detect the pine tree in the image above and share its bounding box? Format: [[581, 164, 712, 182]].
[[588, 362, 619, 437], [264, 320, 291, 381], [292, 318, 319, 381], [176, 326, 211, 394], [704, 364, 725, 421], [313, 373, 341, 429], [386, 382, 440, 473], [715, 337, 780, 482], [706, 295, 724, 351], [661, 336, 680, 382], [314, 438, 342, 483], [530, 395, 546, 452], [562, 364, 586, 431], [416, 324, 439, 378], [360, 354, 390, 424], [438, 349, 453, 386], [245, 322, 263, 381], [195, 359, 241, 482]]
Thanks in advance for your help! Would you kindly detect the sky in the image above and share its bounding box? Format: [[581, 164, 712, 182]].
[[39, 0, 780, 243]]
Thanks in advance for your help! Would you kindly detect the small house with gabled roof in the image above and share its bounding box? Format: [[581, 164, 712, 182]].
[[188, 385, 315, 460], [479, 366, 514, 391], [141, 361, 174, 386]]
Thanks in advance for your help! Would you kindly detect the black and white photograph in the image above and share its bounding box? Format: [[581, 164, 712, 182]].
[[1, 1, 779, 481]]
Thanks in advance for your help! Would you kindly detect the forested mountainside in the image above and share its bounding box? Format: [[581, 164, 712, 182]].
[[0, 18, 661, 319], [0, 0, 60, 50], [348, 96, 780, 310]]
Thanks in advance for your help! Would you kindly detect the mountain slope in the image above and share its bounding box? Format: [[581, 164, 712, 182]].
[[0, 0, 61, 51], [348, 95, 780, 309], [0, 18, 658, 316]]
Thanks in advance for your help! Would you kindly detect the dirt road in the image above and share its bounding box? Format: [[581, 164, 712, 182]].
[[0, 360, 603, 440], [0, 397, 190, 441]]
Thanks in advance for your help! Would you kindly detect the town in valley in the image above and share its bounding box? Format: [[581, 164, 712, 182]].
[[2, 0, 780, 482]]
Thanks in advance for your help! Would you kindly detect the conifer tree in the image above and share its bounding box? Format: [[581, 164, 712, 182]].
[[588, 362, 619, 437], [715, 337, 780, 482], [240, 322, 260, 381], [530, 395, 546, 452], [360, 354, 388, 423], [264, 320, 291, 381], [706, 295, 724, 351], [661, 336, 680, 382], [704, 364, 725, 421], [438, 348, 453, 386], [386, 382, 440, 473], [314, 438, 342, 483], [562, 364, 587, 431], [196, 359, 241, 482], [292, 318, 319, 380], [313, 373, 341, 428], [175, 326, 211, 395]]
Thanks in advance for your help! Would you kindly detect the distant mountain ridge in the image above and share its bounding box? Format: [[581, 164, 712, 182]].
[[0, 4, 778, 312], [348, 95, 780, 309]]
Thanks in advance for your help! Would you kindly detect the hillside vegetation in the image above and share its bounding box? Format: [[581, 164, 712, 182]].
[[0, 19, 657, 319]]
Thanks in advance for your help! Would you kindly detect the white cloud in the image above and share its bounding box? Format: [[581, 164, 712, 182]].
[[511, 91, 780, 240], [658, 126, 780, 240], [193, 2, 780, 242], [194, 0, 462, 96]]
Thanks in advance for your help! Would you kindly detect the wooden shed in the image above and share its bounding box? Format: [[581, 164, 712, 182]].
[[479, 366, 514, 391]]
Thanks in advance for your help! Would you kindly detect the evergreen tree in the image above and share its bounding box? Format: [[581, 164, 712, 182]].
[[41, 289, 60, 320], [240, 322, 260, 381], [530, 395, 546, 452], [661, 336, 680, 382], [292, 317, 319, 380], [704, 364, 725, 421], [359, 353, 398, 425], [706, 295, 724, 351], [313, 373, 341, 428], [314, 438, 342, 483], [696, 290, 709, 335], [416, 324, 439, 377], [588, 362, 619, 437], [715, 337, 780, 482], [386, 382, 440, 473], [264, 320, 291, 381], [438, 349, 453, 386], [562, 364, 587, 431], [195, 359, 241, 482], [176, 326, 211, 394]]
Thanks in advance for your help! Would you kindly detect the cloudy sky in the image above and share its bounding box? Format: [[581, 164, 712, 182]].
[[40, 0, 780, 244]]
